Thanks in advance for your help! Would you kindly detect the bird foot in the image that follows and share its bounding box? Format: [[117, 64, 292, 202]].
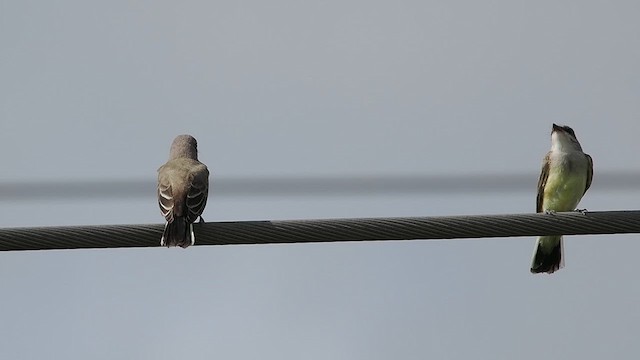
[[544, 210, 556, 215], [574, 208, 589, 215]]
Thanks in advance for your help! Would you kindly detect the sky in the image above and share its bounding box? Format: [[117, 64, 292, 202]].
[[1, 0, 640, 359]]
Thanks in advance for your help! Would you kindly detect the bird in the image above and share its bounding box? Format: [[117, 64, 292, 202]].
[[157, 135, 210, 248], [530, 124, 593, 274]]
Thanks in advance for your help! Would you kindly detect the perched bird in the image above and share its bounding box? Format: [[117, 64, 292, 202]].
[[157, 135, 209, 248], [530, 124, 593, 274]]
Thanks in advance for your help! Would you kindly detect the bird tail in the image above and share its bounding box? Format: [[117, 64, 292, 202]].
[[161, 217, 195, 248], [530, 236, 564, 274]]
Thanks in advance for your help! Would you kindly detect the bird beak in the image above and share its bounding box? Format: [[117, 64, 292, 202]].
[[552, 123, 562, 133]]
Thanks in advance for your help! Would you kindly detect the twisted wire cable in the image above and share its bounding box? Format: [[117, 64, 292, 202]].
[[0, 210, 639, 251]]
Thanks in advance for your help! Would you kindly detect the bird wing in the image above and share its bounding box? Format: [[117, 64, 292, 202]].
[[157, 172, 175, 222], [186, 165, 210, 223], [536, 152, 551, 213], [584, 153, 593, 195]]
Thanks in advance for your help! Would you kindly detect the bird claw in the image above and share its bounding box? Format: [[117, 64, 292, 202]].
[[575, 209, 589, 215], [199, 216, 205, 224], [544, 210, 556, 215]]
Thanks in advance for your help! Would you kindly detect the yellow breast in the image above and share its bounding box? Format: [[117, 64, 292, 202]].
[[542, 166, 587, 211]]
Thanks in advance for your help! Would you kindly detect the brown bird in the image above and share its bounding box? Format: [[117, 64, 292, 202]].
[[157, 135, 209, 248]]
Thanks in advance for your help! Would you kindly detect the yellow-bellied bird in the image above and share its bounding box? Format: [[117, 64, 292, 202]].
[[531, 124, 593, 274]]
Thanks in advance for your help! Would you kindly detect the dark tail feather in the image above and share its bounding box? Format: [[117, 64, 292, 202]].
[[530, 236, 563, 274], [161, 217, 194, 248]]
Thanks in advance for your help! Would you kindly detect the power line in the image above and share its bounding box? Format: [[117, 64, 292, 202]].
[[0, 210, 638, 251], [1, 171, 639, 201]]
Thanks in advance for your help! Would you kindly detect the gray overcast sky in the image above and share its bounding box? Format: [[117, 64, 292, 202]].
[[1, 1, 640, 359]]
